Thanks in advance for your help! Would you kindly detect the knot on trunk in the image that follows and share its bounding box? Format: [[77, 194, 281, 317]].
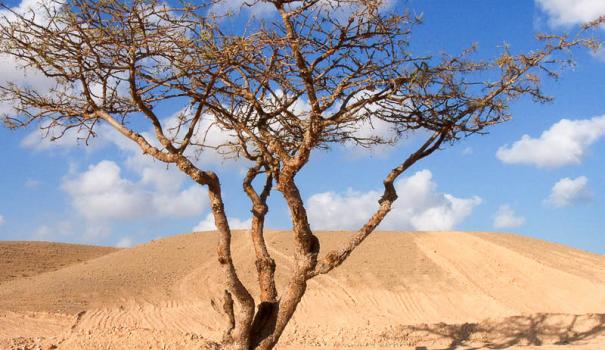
[[252, 203, 268, 217], [303, 234, 320, 256], [379, 182, 398, 204]]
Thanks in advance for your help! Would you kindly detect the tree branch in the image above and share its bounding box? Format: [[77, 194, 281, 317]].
[[311, 129, 448, 276]]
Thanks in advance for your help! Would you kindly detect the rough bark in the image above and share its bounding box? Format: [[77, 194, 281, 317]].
[[205, 176, 256, 349], [100, 105, 256, 349], [251, 174, 319, 350], [243, 165, 280, 347]]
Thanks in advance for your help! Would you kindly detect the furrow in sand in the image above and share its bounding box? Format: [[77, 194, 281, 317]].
[[415, 233, 605, 317]]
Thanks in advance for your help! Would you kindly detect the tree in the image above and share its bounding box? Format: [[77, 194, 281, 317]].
[[0, 0, 600, 349]]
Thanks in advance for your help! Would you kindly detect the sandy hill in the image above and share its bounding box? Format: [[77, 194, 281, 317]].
[[0, 231, 604, 349], [0, 241, 118, 284]]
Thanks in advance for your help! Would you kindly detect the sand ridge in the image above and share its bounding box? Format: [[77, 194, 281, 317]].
[[0, 231, 604, 349]]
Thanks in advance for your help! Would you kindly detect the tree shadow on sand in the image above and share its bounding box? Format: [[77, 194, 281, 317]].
[[387, 313, 605, 350]]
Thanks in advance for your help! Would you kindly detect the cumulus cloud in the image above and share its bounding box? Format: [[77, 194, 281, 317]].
[[0, 214, 5, 226], [193, 213, 252, 232], [535, 0, 605, 27], [306, 189, 379, 230], [344, 117, 400, 153], [208, 0, 274, 18], [307, 170, 482, 231], [0, 55, 55, 117], [63, 160, 208, 221], [21, 107, 240, 168], [0, 0, 55, 20], [496, 116, 605, 168], [161, 108, 241, 166], [330, 89, 414, 155], [544, 176, 592, 208], [31, 220, 80, 240], [0, 0, 61, 115], [208, 0, 395, 20], [20, 124, 108, 151], [493, 205, 525, 229], [63, 161, 148, 220], [34, 225, 65, 241]]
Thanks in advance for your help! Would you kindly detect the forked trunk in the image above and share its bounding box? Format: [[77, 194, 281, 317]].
[[248, 176, 319, 350]]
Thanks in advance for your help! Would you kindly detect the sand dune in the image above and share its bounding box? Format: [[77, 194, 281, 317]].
[[0, 231, 604, 349]]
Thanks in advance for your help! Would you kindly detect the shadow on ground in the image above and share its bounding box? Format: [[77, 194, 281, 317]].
[[397, 313, 605, 349]]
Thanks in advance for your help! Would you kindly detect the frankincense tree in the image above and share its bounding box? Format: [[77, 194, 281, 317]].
[[1, 0, 600, 349]]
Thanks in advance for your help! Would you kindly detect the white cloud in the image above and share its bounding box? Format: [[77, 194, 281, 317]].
[[544, 176, 592, 208], [208, 0, 395, 21], [0, 0, 55, 21], [152, 185, 210, 217], [20, 121, 108, 151], [20, 115, 138, 152], [21, 107, 241, 169], [496, 116, 605, 168], [345, 117, 399, 152], [0, 214, 5, 226], [208, 0, 274, 18], [161, 108, 241, 166], [307, 189, 380, 230], [333, 89, 413, 155], [493, 205, 526, 229], [307, 170, 482, 231], [116, 236, 134, 248], [32, 221, 74, 240], [0, 0, 62, 116], [535, 0, 605, 27], [0, 55, 55, 118], [193, 213, 251, 232], [62, 160, 208, 221], [62, 161, 148, 220]]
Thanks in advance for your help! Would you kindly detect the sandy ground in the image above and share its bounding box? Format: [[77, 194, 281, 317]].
[[0, 231, 604, 349]]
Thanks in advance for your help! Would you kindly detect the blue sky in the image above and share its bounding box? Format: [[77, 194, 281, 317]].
[[0, 0, 604, 253]]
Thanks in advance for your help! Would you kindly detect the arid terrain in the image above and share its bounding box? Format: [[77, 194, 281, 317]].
[[0, 231, 604, 349]]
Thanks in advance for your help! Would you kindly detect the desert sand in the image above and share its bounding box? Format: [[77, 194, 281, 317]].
[[0, 231, 604, 349]]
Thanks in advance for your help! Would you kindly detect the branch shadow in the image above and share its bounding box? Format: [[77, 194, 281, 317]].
[[394, 313, 605, 350]]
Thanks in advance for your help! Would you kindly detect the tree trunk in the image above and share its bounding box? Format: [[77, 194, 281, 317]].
[[251, 176, 319, 350], [243, 168, 279, 347], [206, 177, 256, 349], [249, 210, 279, 347]]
